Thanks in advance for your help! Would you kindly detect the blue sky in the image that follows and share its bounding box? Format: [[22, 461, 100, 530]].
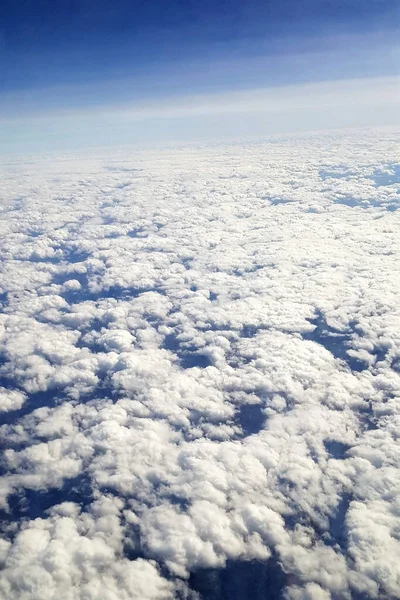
[[1, 0, 399, 152]]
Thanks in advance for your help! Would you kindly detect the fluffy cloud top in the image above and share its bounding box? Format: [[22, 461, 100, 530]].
[[0, 127, 400, 599]]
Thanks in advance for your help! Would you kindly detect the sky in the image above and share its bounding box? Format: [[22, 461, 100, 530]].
[[0, 0, 399, 151]]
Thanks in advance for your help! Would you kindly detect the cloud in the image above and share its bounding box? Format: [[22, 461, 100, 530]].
[[0, 504, 176, 600], [0, 127, 400, 598], [0, 388, 26, 413]]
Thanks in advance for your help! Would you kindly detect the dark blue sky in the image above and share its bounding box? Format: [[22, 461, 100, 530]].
[[1, 0, 398, 92], [0, 0, 399, 152]]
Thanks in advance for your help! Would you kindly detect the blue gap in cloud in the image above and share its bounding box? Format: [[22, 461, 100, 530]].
[[241, 324, 262, 338], [180, 353, 212, 369], [54, 273, 163, 305], [328, 492, 352, 553], [26, 229, 44, 238], [236, 403, 265, 436], [123, 522, 144, 561], [163, 333, 212, 369], [62, 248, 90, 264], [189, 558, 287, 600], [0, 374, 116, 428], [269, 197, 295, 206], [0, 292, 8, 311], [27, 248, 90, 266], [318, 168, 357, 180], [284, 496, 352, 557], [334, 197, 361, 208], [62, 283, 164, 305], [225, 325, 270, 369], [181, 257, 193, 270], [282, 499, 351, 558], [392, 357, 400, 372], [231, 388, 289, 438], [334, 197, 399, 211], [303, 312, 368, 372], [51, 270, 88, 288], [0, 474, 93, 531], [127, 227, 145, 238], [0, 383, 61, 426], [324, 439, 351, 459], [320, 162, 400, 211], [370, 164, 400, 187], [357, 400, 380, 431]]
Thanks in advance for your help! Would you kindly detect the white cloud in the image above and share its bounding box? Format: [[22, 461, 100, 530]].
[[0, 507, 176, 600], [0, 127, 400, 599], [0, 388, 26, 413]]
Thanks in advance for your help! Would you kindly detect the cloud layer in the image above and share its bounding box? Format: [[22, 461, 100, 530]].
[[1, 127, 400, 599]]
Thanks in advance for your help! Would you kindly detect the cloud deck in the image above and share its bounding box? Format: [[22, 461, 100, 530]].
[[0, 128, 400, 599]]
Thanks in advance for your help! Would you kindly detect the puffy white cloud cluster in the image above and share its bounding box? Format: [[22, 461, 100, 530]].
[[0, 498, 175, 600], [1, 127, 400, 599]]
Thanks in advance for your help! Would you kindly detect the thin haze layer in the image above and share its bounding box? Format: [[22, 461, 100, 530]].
[[1, 0, 399, 151], [1, 127, 400, 599]]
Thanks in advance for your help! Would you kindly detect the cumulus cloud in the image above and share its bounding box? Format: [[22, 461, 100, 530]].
[[0, 504, 176, 600], [0, 388, 26, 413], [0, 127, 400, 599]]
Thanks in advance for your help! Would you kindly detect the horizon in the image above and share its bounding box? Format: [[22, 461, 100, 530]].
[[1, 0, 399, 153]]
